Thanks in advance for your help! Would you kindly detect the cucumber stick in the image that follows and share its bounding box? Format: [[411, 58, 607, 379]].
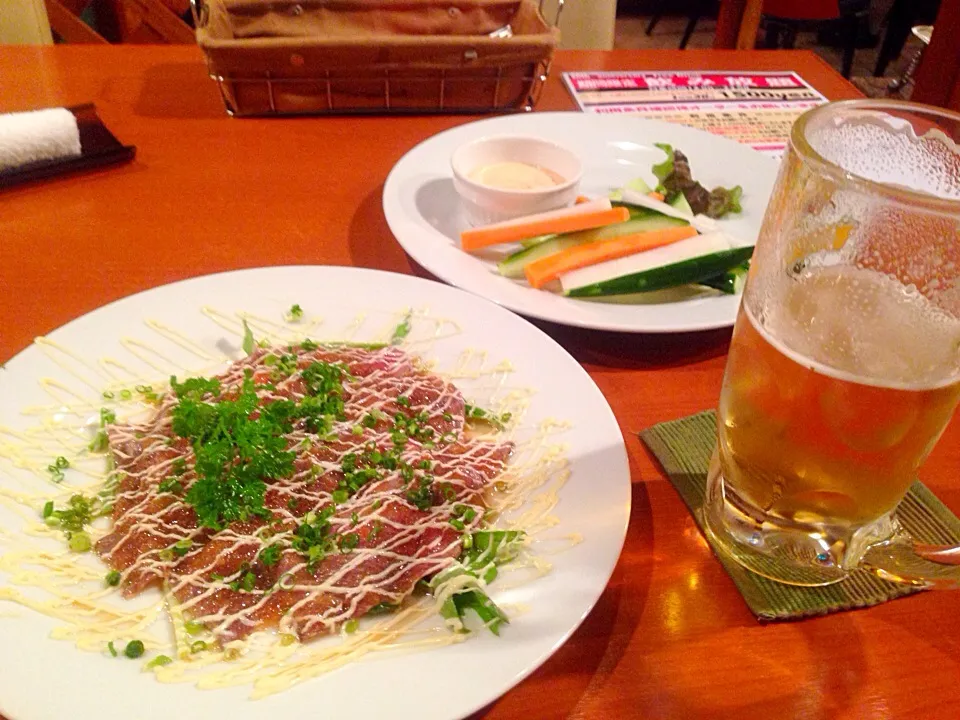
[[499, 195, 691, 279], [518, 232, 559, 249], [609, 176, 653, 201], [497, 235, 587, 278], [700, 261, 749, 294], [562, 235, 755, 297]]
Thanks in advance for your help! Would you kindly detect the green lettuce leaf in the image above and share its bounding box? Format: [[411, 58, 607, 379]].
[[651, 145, 744, 219]]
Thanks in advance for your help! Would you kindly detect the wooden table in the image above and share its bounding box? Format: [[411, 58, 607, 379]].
[[2, 47, 959, 719]]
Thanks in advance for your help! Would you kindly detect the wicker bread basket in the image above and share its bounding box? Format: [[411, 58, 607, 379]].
[[193, 0, 560, 116]]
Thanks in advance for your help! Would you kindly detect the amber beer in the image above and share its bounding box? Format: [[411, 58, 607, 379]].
[[715, 263, 960, 532]]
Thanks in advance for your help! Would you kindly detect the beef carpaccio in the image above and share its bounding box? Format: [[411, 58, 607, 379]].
[[95, 343, 512, 642]]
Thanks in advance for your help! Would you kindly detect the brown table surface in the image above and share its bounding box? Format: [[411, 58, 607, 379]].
[[2, 46, 959, 719]]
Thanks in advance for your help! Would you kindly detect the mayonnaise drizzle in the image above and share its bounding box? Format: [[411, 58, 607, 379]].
[[0, 306, 576, 699]]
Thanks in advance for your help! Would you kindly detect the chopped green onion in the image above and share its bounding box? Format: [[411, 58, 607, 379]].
[[288, 304, 304, 321], [339, 532, 360, 551], [332, 489, 348, 504], [241, 319, 255, 355], [107, 641, 117, 657], [184, 620, 206, 635], [366, 602, 397, 616], [343, 619, 359, 634], [390, 313, 412, 344], [47, 456, 70, 482], [120, 389, 133, 400], [454, 590, 509, 635], [124, 640, 145, 659], [42, 501, 54, 519], [102, 390, 115, 400], [351, 425, 363, 436], [146, 654, 173, 669], [105, 570, 121, 586], [88, 430, 108, 453], [68, 531, 91, 553], [190, 640, 207, 654], [279, 633, 297, 646]]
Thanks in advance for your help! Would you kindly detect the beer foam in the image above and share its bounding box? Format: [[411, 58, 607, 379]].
[[756, 264, 960, 391], [807, 112, 960, 200]]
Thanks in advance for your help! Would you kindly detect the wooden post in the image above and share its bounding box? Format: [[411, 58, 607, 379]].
[[736, 0, 765, 49], [714, 0, 747, 48]]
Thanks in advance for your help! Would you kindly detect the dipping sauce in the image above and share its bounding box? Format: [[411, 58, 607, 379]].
[[467, 161, 566, 190]]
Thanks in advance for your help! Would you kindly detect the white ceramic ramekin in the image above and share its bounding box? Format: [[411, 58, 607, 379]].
[[451, 135, 582, 227]]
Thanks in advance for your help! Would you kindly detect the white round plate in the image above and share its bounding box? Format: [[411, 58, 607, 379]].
[[0, 267, 630, 720], [383, 112, 780, 333]]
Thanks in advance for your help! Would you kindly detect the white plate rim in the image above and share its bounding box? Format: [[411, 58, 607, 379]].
[[382, 112, 780, 334], [0, 265, 632, 720]]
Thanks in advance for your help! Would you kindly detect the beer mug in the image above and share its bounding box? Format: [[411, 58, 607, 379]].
[[704, 100, 960, 587]]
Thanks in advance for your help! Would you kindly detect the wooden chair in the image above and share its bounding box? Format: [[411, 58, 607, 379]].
[[43, 0, 193, 44], [645, 0, 719, 49], [760, 0, 866, 78], [107, 0, 194, 43], [44, 0, 109, 42]]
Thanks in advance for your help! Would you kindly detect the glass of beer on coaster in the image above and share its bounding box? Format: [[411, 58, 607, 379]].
[[704, 99, 960, 587]]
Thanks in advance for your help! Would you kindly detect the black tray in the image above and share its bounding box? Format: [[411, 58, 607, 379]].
[[0, 104, 136, 190]]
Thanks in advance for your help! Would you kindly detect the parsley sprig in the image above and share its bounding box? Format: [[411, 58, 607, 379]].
[[170, 359, 350, 530]]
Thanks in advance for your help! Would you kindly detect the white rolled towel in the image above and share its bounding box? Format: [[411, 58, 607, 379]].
[[0, 108, 82, 173]]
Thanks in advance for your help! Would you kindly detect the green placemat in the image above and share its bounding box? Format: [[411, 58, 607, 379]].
[[640, 410, 960, 620]]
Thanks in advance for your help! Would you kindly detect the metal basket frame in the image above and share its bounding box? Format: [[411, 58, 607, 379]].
[[193, 0, 563, 117]]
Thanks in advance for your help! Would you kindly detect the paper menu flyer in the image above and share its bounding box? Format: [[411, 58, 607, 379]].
[[561, 71, 828, 157]]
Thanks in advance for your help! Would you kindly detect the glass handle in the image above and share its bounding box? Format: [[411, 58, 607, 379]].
[[861, 534, 960, 589]]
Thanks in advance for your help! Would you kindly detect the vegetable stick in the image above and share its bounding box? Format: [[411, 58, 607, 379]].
[[648, 191, 665, 202], [462, 202, 628, 251], [619, 187, 719, 234], [523, 225, 698, 289]]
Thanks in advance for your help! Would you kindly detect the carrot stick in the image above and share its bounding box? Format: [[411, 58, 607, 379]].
[[523, 225, 698, 289], [461, 202, 629, 251], [648, 191, 665, 202]]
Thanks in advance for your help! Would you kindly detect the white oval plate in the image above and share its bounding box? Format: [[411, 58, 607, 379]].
[[383, 112, 780, 333], [0, 267, 630, 720]]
